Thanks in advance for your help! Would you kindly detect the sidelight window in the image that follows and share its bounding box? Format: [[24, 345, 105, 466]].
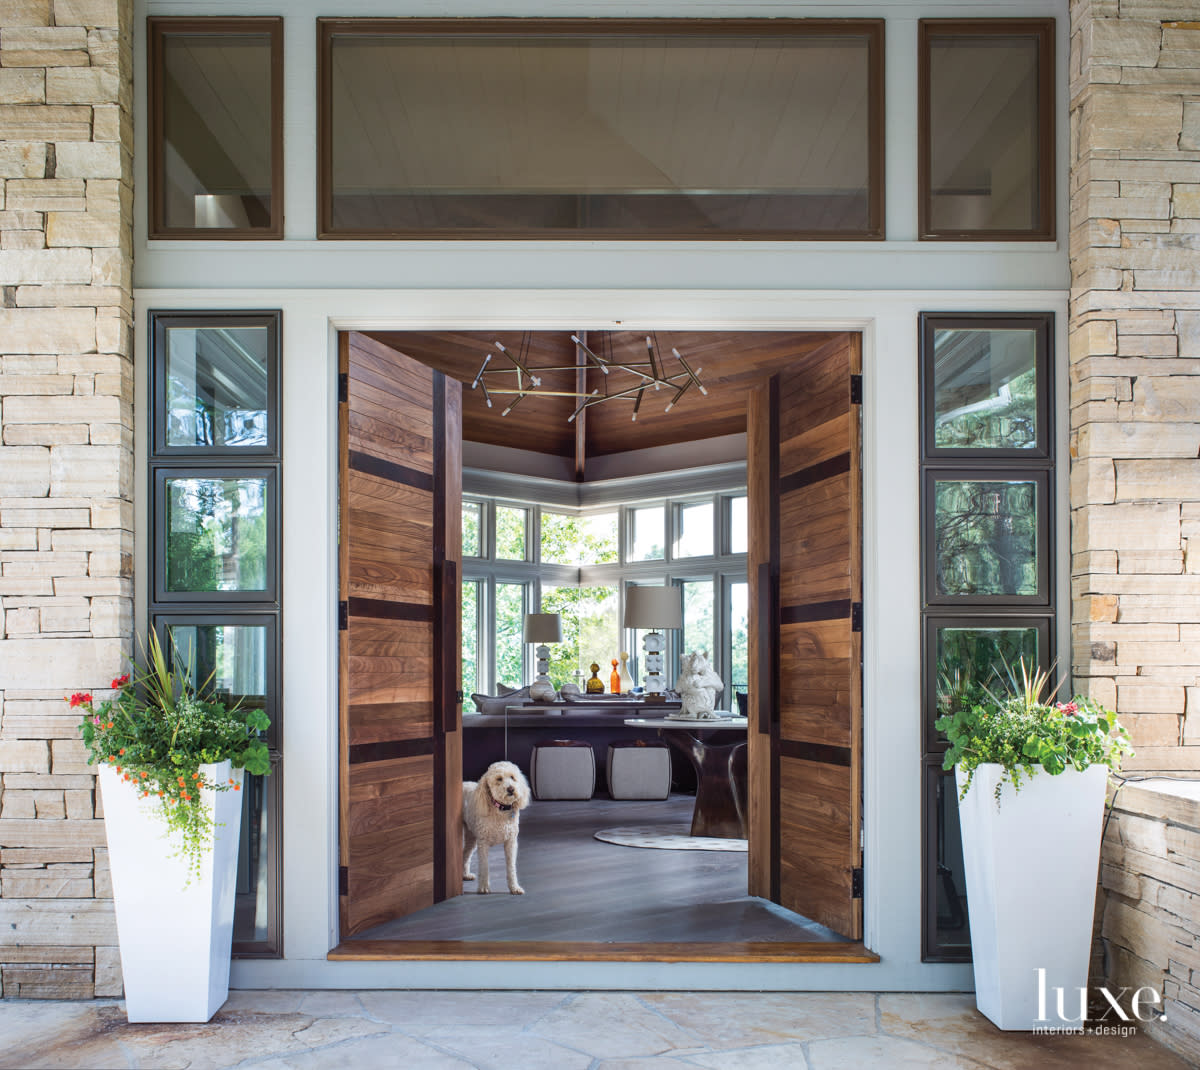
[[148, 311, 283, 956], [919, 312, 1056, 962]]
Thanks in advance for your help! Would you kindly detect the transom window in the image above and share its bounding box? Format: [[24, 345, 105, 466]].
[[318, 18, 884, 239]]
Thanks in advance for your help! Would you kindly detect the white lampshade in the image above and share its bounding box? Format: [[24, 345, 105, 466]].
[[523, 613, 563, 644], [623, 585, 683, 630]]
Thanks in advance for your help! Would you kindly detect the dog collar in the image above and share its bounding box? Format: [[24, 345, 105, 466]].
[[493, 799, 513, 812]]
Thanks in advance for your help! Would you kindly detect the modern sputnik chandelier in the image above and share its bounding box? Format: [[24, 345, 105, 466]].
[[470, 334, 708, 423]]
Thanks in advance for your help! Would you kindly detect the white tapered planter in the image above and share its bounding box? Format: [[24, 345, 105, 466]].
[[956, 762, 1108, 1031], [99, 760, 242, 1023]]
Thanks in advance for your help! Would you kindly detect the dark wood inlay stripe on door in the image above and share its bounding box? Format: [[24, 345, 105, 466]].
[[349, 737, 436, 765], [780, 739, 853, 767], [781, 599, 852, 625], [779, 452, 850, 495], [348, 597, 434, 622], [349, 449, 435, 492]]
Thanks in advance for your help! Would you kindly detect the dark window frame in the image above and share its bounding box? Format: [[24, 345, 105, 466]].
[[919, 310, 1057, 963], [153, 612, 282, 751], [317, 17, 886, 241], [921, 760, 971, 962], [918, 18, 1055, 242], [921, 467, 1052, 608], [152, 465, 281, 605], [148, 309, 284, 958], [920, 612, 1053, 756], [920, 312, 1053, 461], [148, 16, 285, 240], [152, 311, 281, 457]]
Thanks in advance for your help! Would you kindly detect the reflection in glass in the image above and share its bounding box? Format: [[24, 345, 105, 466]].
[[935, 625, 1038, 725], [234, 770, 271, 944], [629, 506, 665, 562], [729, 496, 748, 554], [161, 32, 275, 230], [680, 580, 715, 662], [328, 30, 877, 236], [168, 622, 267, 710], [494, 582, 527, 687], [462, 501, 481, 558], [461, 580, 481, 704], [927, 32, 1043, 234], [165, 477, 268, 592], [932, 768, 970, 954], [934, 480, 1038, 597], [729, 581, 749, 692], [166, 326, 269, 448], [495, 506, 527, 561], [933, 329, 1037, 450], [675, 502, 714, 558]]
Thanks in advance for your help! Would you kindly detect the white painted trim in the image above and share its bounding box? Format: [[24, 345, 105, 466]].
[[134, 286, 1067, 991]]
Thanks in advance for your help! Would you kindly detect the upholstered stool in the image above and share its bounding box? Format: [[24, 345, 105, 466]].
[[530, 740, 595, 800], [607, 740, 671, 801]]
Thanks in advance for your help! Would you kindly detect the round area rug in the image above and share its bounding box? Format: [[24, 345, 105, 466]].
[[594, 824, 748, 852]]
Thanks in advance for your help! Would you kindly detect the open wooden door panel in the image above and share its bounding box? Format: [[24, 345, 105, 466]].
[[338, 331, 462, 938], [747, 334, 863, 940]]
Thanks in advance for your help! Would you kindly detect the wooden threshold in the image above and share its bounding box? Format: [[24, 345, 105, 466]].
[[328, 939, 880, 963]]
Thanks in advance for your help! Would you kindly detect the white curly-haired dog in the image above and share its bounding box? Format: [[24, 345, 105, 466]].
[[462, 760, 531, 894]]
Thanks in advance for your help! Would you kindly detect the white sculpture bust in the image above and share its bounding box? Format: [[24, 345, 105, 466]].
[[676, 650, 724, 719]]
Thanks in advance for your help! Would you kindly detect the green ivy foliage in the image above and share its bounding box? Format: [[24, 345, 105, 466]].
[[935, 658, 1132, 803], [75, 632, 271, 881]]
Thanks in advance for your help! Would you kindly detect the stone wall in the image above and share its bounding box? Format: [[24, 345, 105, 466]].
[[1069, 0, 1200, 773], [1101, 780, 1200, 1064], [0, 0, 132, 998]]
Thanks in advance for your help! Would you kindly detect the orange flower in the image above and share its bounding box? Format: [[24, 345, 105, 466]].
[[105, 722, 113, 729], [118, 748, 125, 755], [157, 791, 164, 797], [177, 777, 185, 787], [141, 773, 148, 780], [108, 755, 116, 762], [192, 773, 200, 780], [115, 766, 122, 774], [233, 784, 241, 791], [182, 793, 191, 801], [228, 779, 235, 785]]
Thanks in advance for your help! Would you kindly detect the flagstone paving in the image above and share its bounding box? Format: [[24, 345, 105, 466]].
[[0, 990, 1192, 1069]]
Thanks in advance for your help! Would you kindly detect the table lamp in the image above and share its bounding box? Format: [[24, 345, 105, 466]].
[[623, 585, 683, 703], [524, 613, 563, 703]]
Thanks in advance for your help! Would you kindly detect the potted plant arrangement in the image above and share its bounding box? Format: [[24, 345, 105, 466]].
[[936, 659, 1132, 1031], [73, 632, 270, 1023]]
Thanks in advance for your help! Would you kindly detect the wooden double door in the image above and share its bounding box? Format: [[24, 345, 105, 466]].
[[338, 330, 863, 943]]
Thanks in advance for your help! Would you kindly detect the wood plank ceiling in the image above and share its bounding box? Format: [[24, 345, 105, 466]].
[[365, 330, 846, 471]]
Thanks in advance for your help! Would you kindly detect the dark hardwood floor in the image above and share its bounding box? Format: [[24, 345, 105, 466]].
[[352, 795, 847, 943]]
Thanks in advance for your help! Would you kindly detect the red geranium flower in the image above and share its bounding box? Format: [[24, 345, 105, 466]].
[[1056, 701, 1079, 716], [111, 673, 130, 689]]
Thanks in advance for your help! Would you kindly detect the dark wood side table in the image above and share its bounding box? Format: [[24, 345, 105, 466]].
[[624, 717, 749, 839]]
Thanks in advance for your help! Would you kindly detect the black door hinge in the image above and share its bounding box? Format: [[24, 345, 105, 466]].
[[338, 372, 349, 404], [851, 602, 863, 633], [338, 865, 349, 897], [456, 689, 464, 704], [850, 374, 863, 405], [851, 867, 864, 899], [338, 600, 348, 631]]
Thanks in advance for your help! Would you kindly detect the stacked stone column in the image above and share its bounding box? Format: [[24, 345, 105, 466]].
[[1070, 0, 1200, 773], [0, 0, 132, 998]]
